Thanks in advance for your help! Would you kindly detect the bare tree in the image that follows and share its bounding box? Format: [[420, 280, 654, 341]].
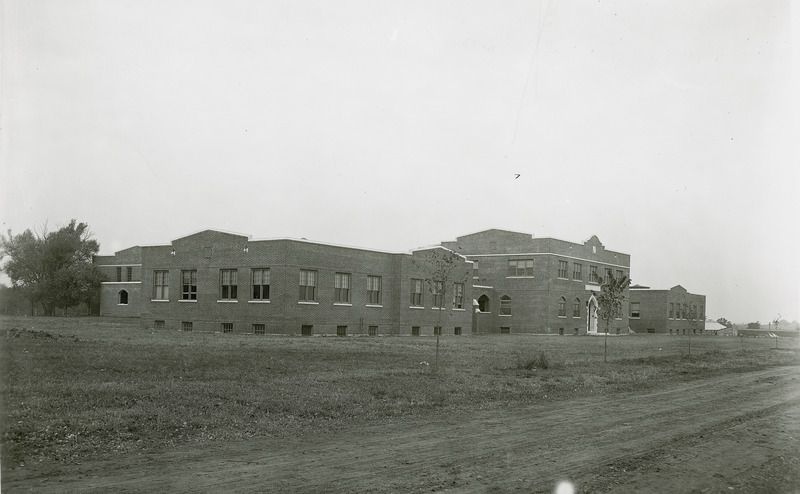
[[411, 248, 471, 373]]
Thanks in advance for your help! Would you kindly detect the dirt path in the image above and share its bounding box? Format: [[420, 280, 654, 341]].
[[6, 366, 800, 493]]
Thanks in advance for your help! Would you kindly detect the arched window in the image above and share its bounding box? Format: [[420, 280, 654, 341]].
[[118, 290, 129, 305], [573, 298, 581, 317], [500, 296, 511, 316], [558, 296, 567, 317], [478, 294, 490, 313]]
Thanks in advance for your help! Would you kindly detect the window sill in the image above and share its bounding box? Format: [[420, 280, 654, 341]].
[[366, 304, 383, 308], [558, 315, 567, 318], [506, 276, 535, 279], [431, 307, 446, 311], [334, 303, 353, 307], [558, 277, 568, 280], [248, 300, 270, 303], [298, 301, 319, 305], [151, 299, 169, 303], [573, 316, 581, 319], [409, 306, 425, 310], [217, 300, 238, 303], [117, 304, 128, 306], [499, 314, 512, 317], [179, 299, 198, 303], [452, 308, 465, 311]]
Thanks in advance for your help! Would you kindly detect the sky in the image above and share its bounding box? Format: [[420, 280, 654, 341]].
[[1, 0, 798, 323]]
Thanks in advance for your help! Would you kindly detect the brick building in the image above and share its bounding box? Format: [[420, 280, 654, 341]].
[[440, 229, 631, 334], [94, 230, 474, 336], [628, 285, 706, 334]]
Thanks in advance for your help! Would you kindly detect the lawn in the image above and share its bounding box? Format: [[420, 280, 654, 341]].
[[1, 315, 797, 469]]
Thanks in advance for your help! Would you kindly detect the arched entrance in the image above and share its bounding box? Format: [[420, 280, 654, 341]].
[[587, 294, 598, 334]]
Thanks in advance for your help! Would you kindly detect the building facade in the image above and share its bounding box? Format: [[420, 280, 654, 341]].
[[628, 285, 706, 334], [94, 230, 474, 336], [440, 229, 631, 335]]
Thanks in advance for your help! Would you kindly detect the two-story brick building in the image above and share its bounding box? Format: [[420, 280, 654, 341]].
[[440, 229, 631, 335], [94, 230, 474, 336], [628, 285, 706, 334]]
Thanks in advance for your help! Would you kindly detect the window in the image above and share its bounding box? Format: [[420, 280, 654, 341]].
[[500, 327, 510, 334], [508, 259, 534, 276], [368, 325, 378, 336], [669, 303, 674, 319], [299, 270, 317, 301], [500, 295, 512, 316], [432, 280, 443, 308], [154, 320, 165, 330], [631, 302, 640, 318], [616, 269, 624, 280], [222, 323, 233, 333], [605, 268, 613, 283], [558, 260, 568, 279], [699, 305, 704, 320], [252, 268, 270, 300], [220, 269, 238, 300], [253, 324, 266, 335], [454, 327, 462, 336], [410, 278, 423, 306], [301, 325, 313, 336], [181, 270, 197, 300], [116, 267, 122, 282], [590, 266, 599, 283], [573, 298, 581, 318], [118, 290, 128, 305], [153, 270, 169, 299], [452, 282, 464, 309], [334, 273, 351, 303], [472, 260, 479, 278], [126, 266, 133, 281], [412, 326, 420, 336], [573, 263, 583, 281], [182, 321, 192, 332], [558, 297, 567, 317], [367, 276, 381, 305]]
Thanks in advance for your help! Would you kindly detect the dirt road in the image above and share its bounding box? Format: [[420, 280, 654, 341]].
[[6, 365, 799, 493]]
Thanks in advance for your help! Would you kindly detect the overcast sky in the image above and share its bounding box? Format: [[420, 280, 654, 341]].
[[2, 0, 798, 323]]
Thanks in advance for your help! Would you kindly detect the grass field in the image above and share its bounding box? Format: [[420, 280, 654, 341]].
[[2, 315, 798, 470]]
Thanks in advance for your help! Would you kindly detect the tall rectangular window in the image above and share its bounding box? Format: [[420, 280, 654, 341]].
[[472, 260, 479, 278], [153, 270, 169, 300], [558, 298, 567, 317], [252, 268, 270, 300], [507, 259, 534, 276], [432, 280, 443, 308], [367, 275, 382, 305], [410, 278, 423, 306], [616, 269, 624, 280], [334, 273, 351, 303], [590, 266, 599, 283], [126, 266, 133, 281], [116, 267, 122, 282], [605, 268, 613, 282], [299, 269, 317, 301], [452, 282, 464, 309], [181, 270, 197, 300], [558, 260, 568, 279], [631, 302, 640, 318], [573, 299, 581, 317], [669, 303, 674, 319], [220, 269, 238, 300], [573, 263, 583, 281]]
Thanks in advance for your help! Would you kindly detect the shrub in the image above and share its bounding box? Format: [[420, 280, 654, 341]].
[[517, 351, 561, 370]]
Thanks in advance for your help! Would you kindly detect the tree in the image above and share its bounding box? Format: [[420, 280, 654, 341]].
[[596, 271, 631, 363], [411, 248, 471, 374], [716, 317, 733, 329], [1, 220, 104, 315], [746, 322, 761, 329]]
